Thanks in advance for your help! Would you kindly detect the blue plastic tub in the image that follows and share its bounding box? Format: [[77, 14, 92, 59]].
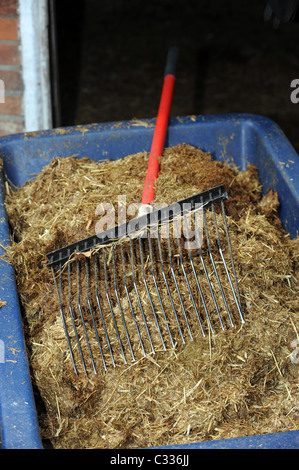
[[0, 113, 298, 449]]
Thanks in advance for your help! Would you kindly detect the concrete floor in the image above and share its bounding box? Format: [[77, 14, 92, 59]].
[[56, 0, 299, 153]]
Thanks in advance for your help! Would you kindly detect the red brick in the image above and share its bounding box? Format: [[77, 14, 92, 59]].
[[0, 44, 20, 65], [0, 95, 22, 115], [0, 69, 22, 91], [0, 0, 18, 16], [0, 18, 18, 41], [0, 119, 24, 136]]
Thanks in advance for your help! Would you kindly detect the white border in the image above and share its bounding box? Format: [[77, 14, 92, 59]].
[[19, 0, 52, 131]]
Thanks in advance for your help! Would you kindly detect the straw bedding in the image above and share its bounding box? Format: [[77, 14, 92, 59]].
[[4, 143, 299, 449]]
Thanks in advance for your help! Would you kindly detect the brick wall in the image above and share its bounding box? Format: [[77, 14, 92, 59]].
[[0, 0, 24, 136]]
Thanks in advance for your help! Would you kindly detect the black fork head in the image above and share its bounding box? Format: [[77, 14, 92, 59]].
[[48, 185, 245, 375]]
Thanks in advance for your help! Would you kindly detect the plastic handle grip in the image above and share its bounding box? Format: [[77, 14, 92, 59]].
[[164, 46, 180, 77]]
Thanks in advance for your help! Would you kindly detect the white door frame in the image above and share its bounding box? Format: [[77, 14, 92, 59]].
[[19, 0, 53, 132]]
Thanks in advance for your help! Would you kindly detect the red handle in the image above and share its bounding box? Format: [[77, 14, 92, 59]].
[[141, 49, 179, 205]]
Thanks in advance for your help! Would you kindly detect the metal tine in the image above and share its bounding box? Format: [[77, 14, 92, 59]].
[[51, 263, 78, 375], [211, 201, 243, 325], [166, 219, 193, 341], [183, 211, 214, 335], [147, 227, 175, 349], [111, 245, 135, 362], [156, 221, 185, 344], [76, 259, 97, 374], [84, 258, 107, 372], [196, 205, 225, 331], [220, 199, 245, 324], [94, 253, 116, 368], [138, 234, 166, 351], [120, 243, 146, 358], [67, 261, 86, 373], [174, 217, 205, 338], [129, 236, 155, 355], [202, 203, 234, 328], [102, 248, 127, 364]]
